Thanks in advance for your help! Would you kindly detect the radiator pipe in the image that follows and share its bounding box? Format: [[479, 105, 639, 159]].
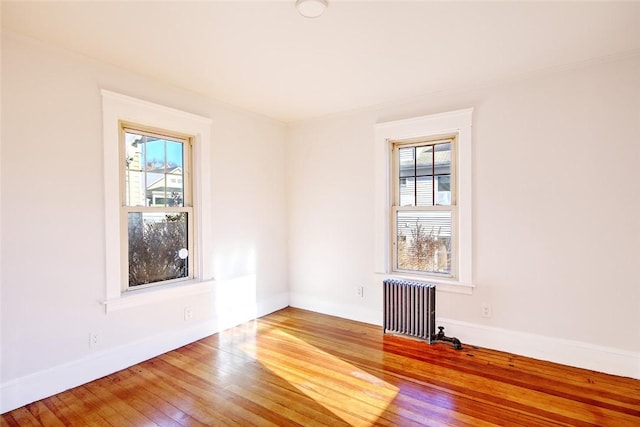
[[434, 326, 463, 350]]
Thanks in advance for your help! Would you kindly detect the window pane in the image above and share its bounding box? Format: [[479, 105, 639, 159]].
[[166, 140, 184, 169], [124, 170, 145, 207], [128, 212, 189, 286], [145, 138, 165, 171], [436, 175, 451, 206], [416, 176, 433, 206], [125, 134, 143, 173], [146, 171, 165, 206], [399, 177, 414, 206], [416, 146, 433, 176], [399, 147, 415, 178], [396, 211, 451, 274], [434, 143, 451, 175], [167, 169, 184, 207], [125, 133, 145, 206]]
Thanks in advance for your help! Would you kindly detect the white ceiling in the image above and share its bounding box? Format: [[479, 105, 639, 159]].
[[2, 1, 640, 123]]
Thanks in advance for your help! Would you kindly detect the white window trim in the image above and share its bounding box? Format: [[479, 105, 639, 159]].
[[101, 90, 214, 312], [374, 108, 473, 293]]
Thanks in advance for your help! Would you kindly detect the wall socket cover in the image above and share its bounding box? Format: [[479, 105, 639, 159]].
[[481, 303, 492, 318]]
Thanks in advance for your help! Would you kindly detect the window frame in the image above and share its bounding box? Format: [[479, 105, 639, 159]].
[[390, 135, 458, 278], [102, 90, 214, 312], [374, 108, 473, 292], [119, 123, 195, 291]]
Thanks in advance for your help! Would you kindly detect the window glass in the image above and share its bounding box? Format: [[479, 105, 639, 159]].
[[123, 127, 192, 289], [399, 177, 414, 206], [394, 138, 455, 276], [399, 147, 415, 178], [434, 143, 451, 175], [416, 176, 433, 207], [398, 141, 450, 207], [128, 212, 189, 286], [436, 176, 451, 205], [396, 211, 452, 275], [125, 132, 185, 208], [416, 146, 433, 176]]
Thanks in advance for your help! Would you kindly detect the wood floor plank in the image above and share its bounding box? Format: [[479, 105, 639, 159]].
[[143, 357, 287, 426], [131, 360, 248, 426], [3, 307, 639, 426], [47, 392, 113, 427], [2, 407, 41, 427], [24, 400, 66, 427], [79, 376, 180, 427], [68, 384, 135, 427]]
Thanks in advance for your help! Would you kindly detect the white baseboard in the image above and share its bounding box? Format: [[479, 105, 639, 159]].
[[289, 292, 381, 326], [437, 318, 640, 380], [0, 295, 289, 414], [257, 291, 290, 318], [0, 320, 218, 414], [290, 293, 640, 380]]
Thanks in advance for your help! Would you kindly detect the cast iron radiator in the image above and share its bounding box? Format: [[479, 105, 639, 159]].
[[383, 279, 463, 350]]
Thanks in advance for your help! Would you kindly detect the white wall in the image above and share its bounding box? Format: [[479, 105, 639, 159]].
[[2, 27, 639, 413], [288, 55, 640, 377], [1, 31, 289, 411]]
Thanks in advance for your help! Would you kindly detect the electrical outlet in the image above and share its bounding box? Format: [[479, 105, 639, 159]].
[[89, 332, 100, 348], [481, 303, 492, 318], [184, 306, 193, 321], [356, 286, 364, 298]]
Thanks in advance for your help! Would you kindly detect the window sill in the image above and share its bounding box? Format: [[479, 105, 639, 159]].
[[102, 279, 215, 313], [374, 272, 474, 295]]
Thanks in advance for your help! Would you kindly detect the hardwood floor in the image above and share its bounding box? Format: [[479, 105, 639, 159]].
[[2, 307, 639, 426]]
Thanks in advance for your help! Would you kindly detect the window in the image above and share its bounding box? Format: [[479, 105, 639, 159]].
[[392, 137, 455, 276], [374, 109, 473, 290], [102, 90, 213, 311], [122, 126, 193, 289]]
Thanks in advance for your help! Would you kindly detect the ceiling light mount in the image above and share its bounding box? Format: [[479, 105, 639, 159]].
[[296, 0, 328, 18]]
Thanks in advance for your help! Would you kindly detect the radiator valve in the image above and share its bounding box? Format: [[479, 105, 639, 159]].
[[435, 326, 463, 350]]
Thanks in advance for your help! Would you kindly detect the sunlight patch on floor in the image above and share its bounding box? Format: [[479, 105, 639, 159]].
[[242, 328, 399, 426]]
